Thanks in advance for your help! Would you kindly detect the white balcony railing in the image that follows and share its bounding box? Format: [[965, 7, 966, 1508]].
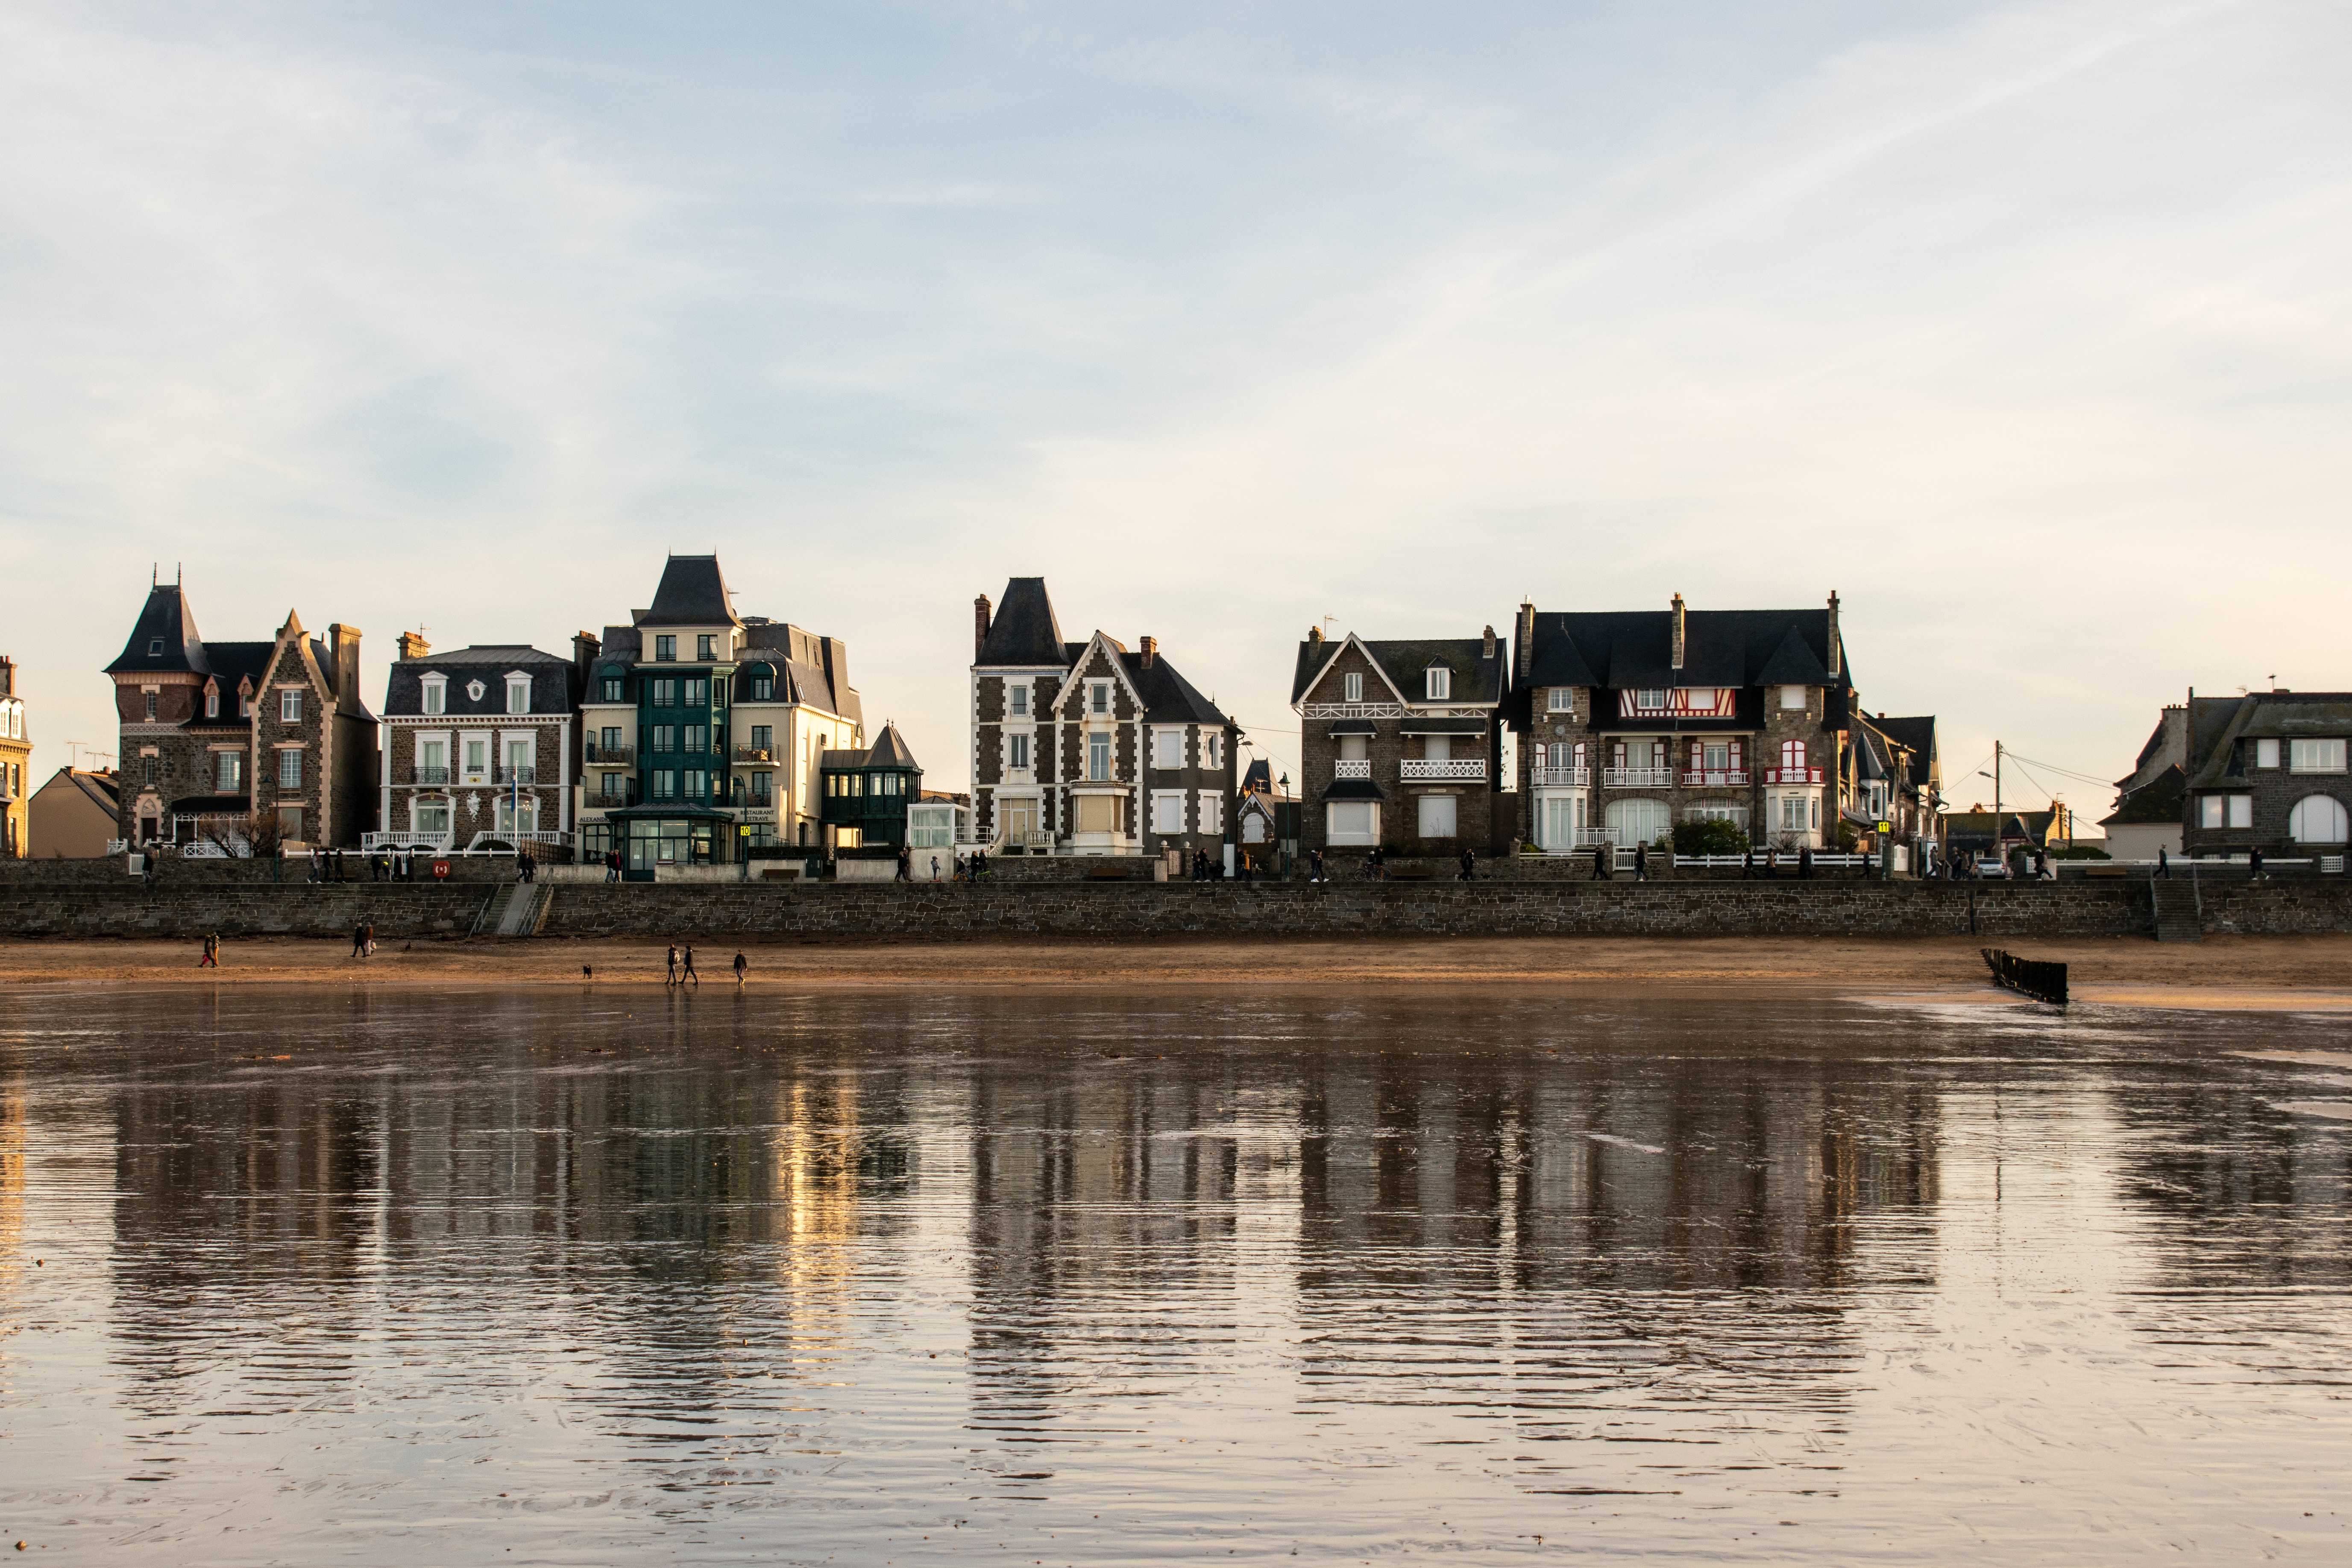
[[363, 830, 452, 852], [1400, 759, 1486, 781], [1332, 759, 1372, 780], [1531, 766, 1589, 787], [996, 829, 1055, 850], [1762, 766, 1824, 785], [1680, 769, 1750, 787], [1602, 767, 1675, 787]]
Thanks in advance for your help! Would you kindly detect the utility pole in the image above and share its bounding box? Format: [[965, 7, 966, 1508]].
[[1993, 740, 2003, 873]]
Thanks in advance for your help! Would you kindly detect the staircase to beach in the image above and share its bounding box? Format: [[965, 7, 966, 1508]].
[[2150, 878, 2202, 943], [472, 881, 553, 938]]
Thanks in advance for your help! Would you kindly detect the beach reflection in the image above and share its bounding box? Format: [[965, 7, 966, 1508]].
[[3, 987, 2349, 1563]]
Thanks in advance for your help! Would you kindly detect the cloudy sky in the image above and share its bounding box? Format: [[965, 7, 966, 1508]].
[[5, 0, 2348, 811]]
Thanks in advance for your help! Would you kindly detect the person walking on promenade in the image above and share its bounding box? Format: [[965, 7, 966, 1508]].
[[896, 845, 911, 882], [1592, 841, 1611, 881], [1742, 846, 1755, 879], [1634, 842, 1648, 883], [2250, 844, 2265, 881], [198, 931, 219, 968], [1798, 844, 1813, 879], [666, 943, 680, 986], [1309, 847, 1325, 883], [2157, 845, 2170, 879], [733, 951, 748, 986], [681, 944, 700, 986], [1459, 848, 1475, 882]]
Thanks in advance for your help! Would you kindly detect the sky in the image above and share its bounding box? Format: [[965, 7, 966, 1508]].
[[5, 0, 2349, 815]]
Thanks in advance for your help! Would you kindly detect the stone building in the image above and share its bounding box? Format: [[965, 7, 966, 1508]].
[[2179, 688, 2352, 858], [576, 555, 865, 873], [103, 581, 376, 849], [1506, 594, 1868, 853], [1288, 626, 1510, 857], [970, 577, 1238, 859], [373, 635, 588, 856], [0, 656, 28, 857]]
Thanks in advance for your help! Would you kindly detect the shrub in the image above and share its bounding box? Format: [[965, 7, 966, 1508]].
[[1673, 818, 1749, 856]]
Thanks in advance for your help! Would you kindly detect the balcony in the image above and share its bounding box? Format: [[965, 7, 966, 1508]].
[[408, 766, 450, 785], [1400, 758, 1486, 781], [733, 746, 774, 763], [584, 743, 633, 765], [362, 829, 452, 852], [495, 765, 538, 785], [1531, 766, 1589, 787], [1332, 759, 1372, 780], [1762, 766, 1823, 785], [1602, 767, 1675, 787], [1680, 769, 1750, 787]]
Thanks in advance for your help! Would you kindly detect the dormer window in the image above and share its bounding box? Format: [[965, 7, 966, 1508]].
[[1779, 685, 1808, 711], [752, 673, 774, 701], [1344, 672, 1363, 703], [655, 635, 677, 662], [148, 638, 163, 657], [1089, 680, 1111, 716], [1547, 688, 1574, 714], [1425, 667, 1450, 701], [205, 687, 220, 719], [601, 677, 623, 703], [506, 676, 531, 715], [420, 676, 446, 716]]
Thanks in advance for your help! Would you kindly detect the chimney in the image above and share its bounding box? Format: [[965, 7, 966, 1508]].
[[1826, 591, 1842, 680], [572, 630, 600, 682], [1669, 594, 1686, 671], [1515, 601, 1535, 677], [328, 623, 361, 703], [1481, 624, 1497, 659], [396, 630, 430, 662], [974, 595, 992, 661], [1308, 624, 1325, 648], [1140, 635, 1157, 669]]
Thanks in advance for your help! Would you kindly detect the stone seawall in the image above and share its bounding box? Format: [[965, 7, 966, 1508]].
[[5, 878, 2349, 944]]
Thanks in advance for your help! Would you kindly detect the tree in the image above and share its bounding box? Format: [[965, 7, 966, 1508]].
[[1672, 818, 1748, 856]]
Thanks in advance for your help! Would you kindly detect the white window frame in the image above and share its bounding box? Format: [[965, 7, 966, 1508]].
[[205, 688, 219, 719], [506, 676, 531, 715], [2289, 738, 2346, 774], [276, 748, 302, 789], [1779, 685, 1808, 711], [1197, 789, 1223, 834], [420, 676, 446, 716], [1009, 684, 1029, 718], [1008, 732, 1031, 771], [2228, 794, 2253, 828], [1152, 790, 1187, 833], [2256, 738, 2281, 769], [1343, 671, 1364, 703], [279, 689, 303, 724], [1088, 731, 1112, 782], [1634, 689, 1665, 712], [1547, 688, 1574, 714], [1326, 800, 1378, 846], [1204, 733, 1223, 770], [1416, 793, 1457, 839], [1088, 680, 1112, 716], [1153, 729, 1184, 771], [1425, 667, 1451, 701]]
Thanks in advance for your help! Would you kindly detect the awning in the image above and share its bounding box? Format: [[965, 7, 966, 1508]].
[[603, 803, 736, 822], [1399, 717, 1486, 735], [1327, 719, 1375, 735], [1321, 779, 1386, 801]]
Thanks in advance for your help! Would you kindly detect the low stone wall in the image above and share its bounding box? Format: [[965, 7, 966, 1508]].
[[7, 877, 2352, 944], [0, 854, 516, 887]]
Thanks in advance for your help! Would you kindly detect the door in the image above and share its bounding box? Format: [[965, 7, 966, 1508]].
[[1003, 799, 1038, 843]]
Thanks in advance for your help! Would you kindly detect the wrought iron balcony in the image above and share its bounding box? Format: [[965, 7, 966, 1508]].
[[1602, 767, 1675, 787], [1400, 759, 1486, 781], [495, 765, 537, 785], [409, 765, 451, 785], [1530, 766, 1588, 787], [733, 746, 775, 763], [584, 743, 633, 765]]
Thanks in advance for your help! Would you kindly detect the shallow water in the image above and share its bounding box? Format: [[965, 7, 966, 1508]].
[[2, 985, 2349, 1564]]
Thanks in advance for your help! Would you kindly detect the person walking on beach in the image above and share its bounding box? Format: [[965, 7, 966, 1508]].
[[363, 920, 375, 958], [198, 932, 219, 968], [666, 943, 680, 986], [350, 920, 368, 959], [733, 951, 748, 986], [681, 944, 700, 985]]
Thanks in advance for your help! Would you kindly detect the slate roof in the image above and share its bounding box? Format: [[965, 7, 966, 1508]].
[[976, 578, 1067, 666], [1242, 759, 1273, 794], [383, 645, 579, 718], [1121, 650, 1229, 726], [638, 555, 740, 627], [737, 621, 861, 722], [106, 585, 208, 675], [46, 768, 120, 813], [2103, 764, 2185, 826], [1520, 607, 1848, 697], [1871, 715, 1938, 790], [1289, 636, 1509, 707], [865, 722, 920, 771], [2185, 692, 2352, 787], [2115, 706, 2186, 794]]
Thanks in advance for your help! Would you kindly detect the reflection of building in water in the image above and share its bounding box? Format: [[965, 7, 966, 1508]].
[[0, 1073, 23, 1292]]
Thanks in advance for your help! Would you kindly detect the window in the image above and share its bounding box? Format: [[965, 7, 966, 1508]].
[[1154, 730, 1183, 770], [215, 752, 241, 791], [280, 689, 302, 724], [2256, 738, 2281, 768], [1780, 686, 1808, 710], [1547, 689, 1574, 713], [1780, 739, 1807, 774], [1088, 732, 1112, 781], [142, 756, 156, 784], [421, 740, 447, 776], [507, 678, 530, 715], [1153, 790, 1186, 833], [751, 724, 773, 755], [751, 672, 774, 700], [1010, 685, 1029, 717], [653, 769, 677, 801], [651, 678, 677, 707], [752, 772, 773, 805], [2289, 795, 2349, 843], [465, 739, 487, 775], [240, 693, 253, 718], [504, 738, 533, 775], [277, 750, 302, 788], [601, 677, 623, 703], [1634, 689, 1665, 711], [1343, 672, 1364, 703], [1205, 734, 1223, 770], [599, 773, 626, 802], [1425, 667, 1451, 701], [599, 726, 622, 754], [684, 678, 708, 706], [684, 768, 708, 801], [1089, 681, 1111, 716], [277, 806, 304, 841], [684, 724, 708, 755], [1198, 790, 1223, 834], [1780, 795, 1809, 832], [414, 798, 451, 835], [2290, 739, 2346, 774], [1538, 794, 1582, 850], [148, 638, 163, 656], [144, 691, 158, 721], [422, 679, 445, 715], [1009, 733, 1031, 770], [1607, 797, 1672, 844], [653, 725, 677, 753], [1417, 794, 1458, 838], [1338, 734, 1368, 762], [655, 635, 677, 662], [698, 634, 717, 660], [1425, 735, 1451, 762], [205, 688, 219, 719], [1327, 800, 1378, 845]]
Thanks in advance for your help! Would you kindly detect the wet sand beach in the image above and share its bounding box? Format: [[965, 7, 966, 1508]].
[[6, 932, 2352, 1008]]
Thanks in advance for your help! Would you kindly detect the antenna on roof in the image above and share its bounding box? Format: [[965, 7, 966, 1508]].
[[176, 562, 183, 585]]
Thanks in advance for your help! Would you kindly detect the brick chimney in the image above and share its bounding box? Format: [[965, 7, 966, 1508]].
[[327, 623, 362, 703], [1140, 635, 1157, 669], [572, 630, 599, 683], [1481, 624, 1496, 659], [1515, 601, 1535, 678], [396, 630, 430, 661], [974, 595, 992, 661], [1826, 590, 1842, 680], [1308, 624, 1325, 649], [1670, 594, 1686, 671]]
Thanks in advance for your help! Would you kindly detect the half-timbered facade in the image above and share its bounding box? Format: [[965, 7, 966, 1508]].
[[1289, 626, 1509, 856], [969, 577, 1237, 858]]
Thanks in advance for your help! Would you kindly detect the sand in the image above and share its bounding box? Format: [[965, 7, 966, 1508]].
[[6, 933, 2352, 1008]]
